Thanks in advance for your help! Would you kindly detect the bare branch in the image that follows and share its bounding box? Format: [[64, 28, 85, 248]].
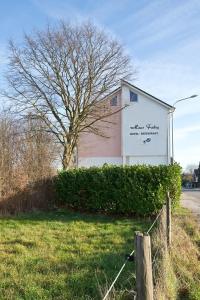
[[4, 21, 134, 169]]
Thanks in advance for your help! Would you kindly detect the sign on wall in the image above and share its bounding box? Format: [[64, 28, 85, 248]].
[[123, 114, 167, 157], [122, 85, 169, 161], [123, 117, 167, 156], [129, 123, 160, 144]]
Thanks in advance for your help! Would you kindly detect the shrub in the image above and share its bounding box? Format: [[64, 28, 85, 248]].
[[55, 164, 181, 216]]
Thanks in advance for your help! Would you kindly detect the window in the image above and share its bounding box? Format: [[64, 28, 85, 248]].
[[130, 90, 138, 102], [110, 95, 117, 106]]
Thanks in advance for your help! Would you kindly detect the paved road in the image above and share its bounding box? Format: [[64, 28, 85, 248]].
[[181, 189, 200, 221]]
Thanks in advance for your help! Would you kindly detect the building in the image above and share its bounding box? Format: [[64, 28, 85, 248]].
[[193, 163, 200, 188], [78, 80, 174, 167]]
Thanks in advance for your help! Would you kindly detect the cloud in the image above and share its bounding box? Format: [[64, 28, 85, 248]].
[[131, 1, 200, 48], [175, 142, 200, 168], [30, 0, 129, 23], [134, 33, 200, 118], [0, 44, 7, 65], [135, 59, 200, 102], [174, 124, 200, 140], [0, 44, 9, 85], [30, 0, 84, 21]]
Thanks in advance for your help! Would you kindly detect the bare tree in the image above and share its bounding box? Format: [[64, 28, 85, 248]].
[[0, 113, 16, 195], [0, 111, 58, 198], [5, 22, 133, 169], [19, 116, 59, 182]]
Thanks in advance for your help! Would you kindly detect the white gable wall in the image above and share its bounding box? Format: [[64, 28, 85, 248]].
[[121, 84, 170, 165]]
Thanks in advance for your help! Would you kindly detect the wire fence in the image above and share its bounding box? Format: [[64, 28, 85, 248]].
[[102, 249, 135, 300], [147, 207, 164, 234], [102, 192, 171, 300]]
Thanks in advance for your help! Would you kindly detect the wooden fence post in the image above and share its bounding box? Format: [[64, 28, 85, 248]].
[[166, 192, 172, 248], [135, 232, 154, 300]]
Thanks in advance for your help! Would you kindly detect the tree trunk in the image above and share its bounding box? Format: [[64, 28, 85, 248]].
[[62, 144, 74, 170]]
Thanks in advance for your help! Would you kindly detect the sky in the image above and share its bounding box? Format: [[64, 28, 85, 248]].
[[0, 0, 200, 169]]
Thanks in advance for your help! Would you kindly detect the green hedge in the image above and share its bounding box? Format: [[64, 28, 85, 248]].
[[55, 164, 181, 216]]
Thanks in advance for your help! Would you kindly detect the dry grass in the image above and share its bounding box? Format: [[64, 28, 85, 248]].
[[172, 208, 200, 299], [0, 178, 55, 215], [152, 207, 200, 300], [152, 210, 177, 300]]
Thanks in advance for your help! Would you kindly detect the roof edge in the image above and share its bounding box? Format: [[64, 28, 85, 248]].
[[121, 79, 174, 110]]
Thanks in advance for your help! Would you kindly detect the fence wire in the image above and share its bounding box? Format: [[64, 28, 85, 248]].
[[102, 203, 167, 299], [147, 207, 164, 234], [102, 249, 135, 300]]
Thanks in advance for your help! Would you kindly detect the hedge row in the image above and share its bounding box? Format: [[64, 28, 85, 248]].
[[55, 164, 181, 216]]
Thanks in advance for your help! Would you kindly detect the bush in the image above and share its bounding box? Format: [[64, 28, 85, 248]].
[[55, 164, 181, 216]]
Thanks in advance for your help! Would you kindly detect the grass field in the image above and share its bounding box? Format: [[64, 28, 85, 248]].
[[0, 210, 149, 300]]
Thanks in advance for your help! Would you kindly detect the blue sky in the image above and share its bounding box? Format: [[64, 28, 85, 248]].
[[0, 0, 200, 169]]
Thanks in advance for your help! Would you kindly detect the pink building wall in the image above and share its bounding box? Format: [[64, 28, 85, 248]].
[[78, 92, 122, 158], [77, 81, 172, 167]]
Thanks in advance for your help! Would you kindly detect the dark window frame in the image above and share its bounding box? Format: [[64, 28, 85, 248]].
[[110, 95, 118, 106], [130, 90, 138, 102]]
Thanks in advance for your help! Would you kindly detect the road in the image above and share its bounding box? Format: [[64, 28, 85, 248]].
[[181, 189, 200, 221]]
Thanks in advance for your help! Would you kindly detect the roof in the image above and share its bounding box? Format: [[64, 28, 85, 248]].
[[121, 79, 174, 110]]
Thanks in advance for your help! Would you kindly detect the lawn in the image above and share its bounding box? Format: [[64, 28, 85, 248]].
[[0, 210, 149, 300]]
